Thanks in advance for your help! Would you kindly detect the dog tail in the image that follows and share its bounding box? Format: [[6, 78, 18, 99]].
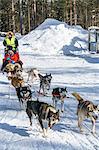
[[72, 92, 84, 102]]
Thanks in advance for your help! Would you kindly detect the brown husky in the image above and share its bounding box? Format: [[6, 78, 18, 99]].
[[72, 92, 99, 134], [9, 76, 24, 88]]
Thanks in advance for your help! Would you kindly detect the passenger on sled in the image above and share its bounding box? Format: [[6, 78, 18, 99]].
[[1, 50, 22, 72], [3, 31, 18, 55]]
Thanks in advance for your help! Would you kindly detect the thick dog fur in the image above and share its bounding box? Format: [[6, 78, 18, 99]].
[[11, 63, 23, 77], [9, 76, 24, 88], [4, 62, 22, 74], [38, 73, 52, 95], [16, 86, 32, 103], [4, 63, 15, 73], [52, 87, 67, 112], [26, 100, 59, 136], [27, 68, 40, 82], [72, 92, 99, 134]]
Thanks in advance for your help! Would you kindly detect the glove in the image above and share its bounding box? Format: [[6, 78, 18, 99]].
[[6, 57, 10, 61], [11, 60, 15, 64]]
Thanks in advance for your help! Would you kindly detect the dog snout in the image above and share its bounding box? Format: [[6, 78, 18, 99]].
[[92, 111, 99, 120]]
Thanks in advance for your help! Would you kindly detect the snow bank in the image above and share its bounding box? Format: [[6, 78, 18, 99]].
[[19, 18, 88, 55]]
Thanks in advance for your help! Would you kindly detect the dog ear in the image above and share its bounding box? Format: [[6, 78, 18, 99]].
[[50, 73, 52, 78], [95, 105, 99, 111], [65, 87, 67, 92], [56, 109, 60, 119]]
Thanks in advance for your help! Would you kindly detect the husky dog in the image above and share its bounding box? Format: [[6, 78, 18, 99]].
[[72, 92, 99, 134], [38, 73, 52, 95], [7, 75, 24, 100], [26, 100, 59, 136], [3, 61, 22, 74], [8, 76, 24, 88], [12, 62, 23, 76], [3, 63, 15, 73], [16, 85, 32, 104], [52, 87, 67, 112], [7, 65, 23, 79], [13, 67, 23, 77], [27, 68, 40, 82]]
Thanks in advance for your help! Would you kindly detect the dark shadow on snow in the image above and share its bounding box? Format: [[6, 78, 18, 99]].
[[0, 123, 29, 137], [0, 92, 8, 97], [52, 123, 80, 134], [62, 36, 99, 64], [0, 105, 21, 111], [0, 81, 9, 85]]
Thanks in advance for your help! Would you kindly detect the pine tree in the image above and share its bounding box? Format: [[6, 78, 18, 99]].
[[0, 0, 99, 33]]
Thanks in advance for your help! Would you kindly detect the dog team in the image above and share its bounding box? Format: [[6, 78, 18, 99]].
[[1, 61, 99, 137]]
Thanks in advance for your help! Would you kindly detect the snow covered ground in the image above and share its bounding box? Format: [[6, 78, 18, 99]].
[[19, 18, 88, 56], [0, 19, 99, 150]]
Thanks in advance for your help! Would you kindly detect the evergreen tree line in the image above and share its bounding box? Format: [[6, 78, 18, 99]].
[[0, 0, 99, 34]]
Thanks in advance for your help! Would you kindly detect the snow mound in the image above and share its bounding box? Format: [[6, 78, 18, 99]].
[[19, 18, 88, 55]]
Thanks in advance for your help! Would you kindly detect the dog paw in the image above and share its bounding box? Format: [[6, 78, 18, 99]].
[[42, 134, 48, 138], [91, 131, 96, 136], [80, 129, 84, 133]]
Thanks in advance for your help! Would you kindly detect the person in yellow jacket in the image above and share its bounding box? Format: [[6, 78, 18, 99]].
[[3, 31, 18, 54]]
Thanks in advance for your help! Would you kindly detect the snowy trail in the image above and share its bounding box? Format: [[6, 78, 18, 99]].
[[1, 18, 99, 150], [0, 55, 99, 150], [64, 101, 99, 150]]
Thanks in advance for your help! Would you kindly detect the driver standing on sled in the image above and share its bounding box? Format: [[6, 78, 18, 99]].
[[3, 31, 18, 54]]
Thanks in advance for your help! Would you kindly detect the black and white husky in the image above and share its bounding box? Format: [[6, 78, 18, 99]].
[[52, 87, 67, 112], [16, 85, 32, 104], [38, 73, 52, 95], [26, 100, 59, 136]]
